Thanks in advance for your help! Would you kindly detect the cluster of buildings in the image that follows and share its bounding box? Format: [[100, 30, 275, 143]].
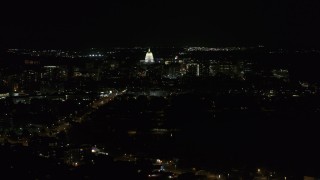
[[0, 47, 308, 100], [0, 47, 319, 179]]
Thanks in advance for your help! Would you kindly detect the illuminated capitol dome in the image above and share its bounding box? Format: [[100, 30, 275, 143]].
[[145, 48, 154, 63]]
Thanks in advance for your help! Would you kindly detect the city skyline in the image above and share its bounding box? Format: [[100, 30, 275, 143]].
[[0, 41, 320, 179], [0, 1, 320, 179]]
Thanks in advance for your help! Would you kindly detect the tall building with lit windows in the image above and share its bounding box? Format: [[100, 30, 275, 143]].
[[186, 63, 200, 77]]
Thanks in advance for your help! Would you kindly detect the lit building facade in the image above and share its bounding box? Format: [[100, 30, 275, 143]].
[[145, 48, 154, 63], [186, 63, 200, 77]]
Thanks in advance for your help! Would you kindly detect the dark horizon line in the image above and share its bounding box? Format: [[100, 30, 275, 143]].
[[2, 44, 320, 51]]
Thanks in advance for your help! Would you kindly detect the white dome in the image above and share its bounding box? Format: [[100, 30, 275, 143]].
[[145, 48, 154, 63]]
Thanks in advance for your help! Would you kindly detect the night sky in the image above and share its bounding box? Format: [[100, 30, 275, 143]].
[[1, 0, 320, 48]]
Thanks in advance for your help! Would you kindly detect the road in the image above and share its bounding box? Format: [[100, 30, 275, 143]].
[[50, 89, 127, 136]]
